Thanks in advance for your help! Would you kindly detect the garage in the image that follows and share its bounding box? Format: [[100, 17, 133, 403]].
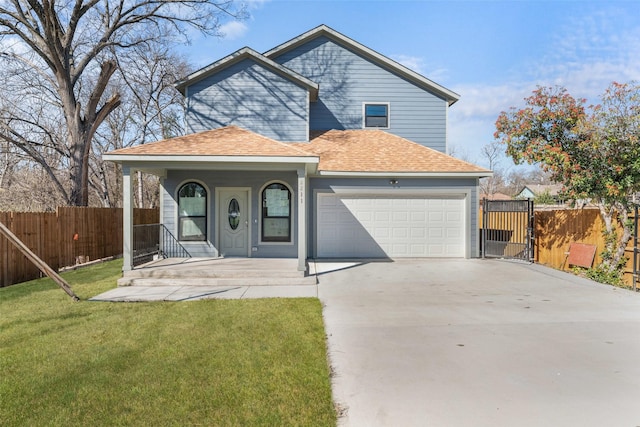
[[316, 192, 466, 258]]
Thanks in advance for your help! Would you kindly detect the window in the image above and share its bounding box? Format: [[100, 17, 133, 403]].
[[261, 183, 291, 242], [364, 103, 389, 128], [178, 182, 207, 241], [228, 198, 240, 230]]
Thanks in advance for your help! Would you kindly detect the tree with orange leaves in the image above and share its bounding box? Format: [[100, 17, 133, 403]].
[[495, 82, 640, 282]]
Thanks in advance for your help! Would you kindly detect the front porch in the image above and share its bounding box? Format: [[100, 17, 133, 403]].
[[91, 257, 318, 302], [102, 127, 320, 276]]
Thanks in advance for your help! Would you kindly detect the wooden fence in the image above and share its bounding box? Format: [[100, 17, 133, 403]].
[[483, 207, 636, 287], [3, 206, 636, 288], [0, 207, 158, 287]]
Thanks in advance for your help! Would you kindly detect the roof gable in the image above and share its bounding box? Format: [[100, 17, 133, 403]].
[[264, 25, 460, 106], [175, 47, 319, 100]]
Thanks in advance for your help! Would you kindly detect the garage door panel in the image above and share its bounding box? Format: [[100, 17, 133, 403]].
[[429, 228, 443, 238], [410, 211, 426, 222], [316, 193, 465, 258]]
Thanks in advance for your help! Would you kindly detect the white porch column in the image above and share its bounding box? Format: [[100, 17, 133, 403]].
[[122, 165, 134, 272], [297, 167, 307, 272]]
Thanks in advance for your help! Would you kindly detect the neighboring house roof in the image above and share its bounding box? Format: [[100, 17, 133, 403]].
[[295, 130, 489, 175], [105, 126, 491, 177], [480, 192, 512, 201], [104, 126, 317, 161], [174, 47, 319, 101], [517, 184, 563, 197], [264, 24, 460, 106]]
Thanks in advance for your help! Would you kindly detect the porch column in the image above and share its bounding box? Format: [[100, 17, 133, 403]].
[[297, 168, 307, 272], [122, 165, 134, 272]]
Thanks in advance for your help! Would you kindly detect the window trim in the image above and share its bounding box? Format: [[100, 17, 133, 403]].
[[176, 180, 208, 242], [259, 181, 294, 245], [363, 102, 390, 129]]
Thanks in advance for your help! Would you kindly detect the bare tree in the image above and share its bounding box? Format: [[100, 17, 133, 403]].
[[479, 141, 505, 197], [0, 139, 19, 189], [89, 42, 189, 208], [0, 0, 245, 206]]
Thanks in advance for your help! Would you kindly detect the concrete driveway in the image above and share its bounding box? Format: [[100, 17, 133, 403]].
[[315, 259, 640, 427]]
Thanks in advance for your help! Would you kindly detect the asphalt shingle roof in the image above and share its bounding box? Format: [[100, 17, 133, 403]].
[[294, 129, 489, 173], [106, 126, 312, 158], [106, 126, 489, 174]]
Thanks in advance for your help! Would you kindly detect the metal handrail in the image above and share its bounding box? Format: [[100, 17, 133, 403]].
[[133, 223, 191, 266]]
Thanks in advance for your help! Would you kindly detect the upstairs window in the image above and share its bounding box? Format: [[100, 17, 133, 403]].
[[178, 182, 207, 241], [364, 103, 389, 128]]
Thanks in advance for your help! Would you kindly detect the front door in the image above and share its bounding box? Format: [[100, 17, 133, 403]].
[[218, 189, 250, 257]]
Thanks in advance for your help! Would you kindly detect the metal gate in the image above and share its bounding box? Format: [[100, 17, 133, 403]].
[[481, 199, 534, 261]]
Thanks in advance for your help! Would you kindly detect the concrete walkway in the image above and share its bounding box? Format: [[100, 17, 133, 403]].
[[90, 257, 317, 301], [317, 259, 640, 427], [90, 283, 317, 301]]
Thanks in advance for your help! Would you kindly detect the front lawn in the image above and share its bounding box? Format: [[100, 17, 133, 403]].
[[0, 260, 336, 426]]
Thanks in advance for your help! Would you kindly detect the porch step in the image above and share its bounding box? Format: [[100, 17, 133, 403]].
[[118, 257, 315, 287], [117, 276, 317, 287], [123, 268, 307, 279]]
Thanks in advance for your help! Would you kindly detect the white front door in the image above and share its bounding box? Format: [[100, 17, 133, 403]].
[[218, 189, 250, 257]]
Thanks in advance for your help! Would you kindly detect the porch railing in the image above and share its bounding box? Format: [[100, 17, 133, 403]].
[[133, 223, 191, 267]]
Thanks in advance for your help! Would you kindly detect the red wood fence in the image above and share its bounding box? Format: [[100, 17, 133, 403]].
[[0, 207, 158, 287], [483, 207, 637, 287]]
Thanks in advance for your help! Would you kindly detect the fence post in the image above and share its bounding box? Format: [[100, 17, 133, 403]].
[[481, 198, 487, 259], [0, 221, 79, 301], [634, 206, 638, 292], [527, 199, 535, 262]]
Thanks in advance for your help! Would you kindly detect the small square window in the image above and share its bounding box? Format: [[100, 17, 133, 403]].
[[364, 103, 389, 128]]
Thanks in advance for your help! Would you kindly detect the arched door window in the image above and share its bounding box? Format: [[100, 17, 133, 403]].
[[261, 183, 291, 242], [178, 182, 207, 241]]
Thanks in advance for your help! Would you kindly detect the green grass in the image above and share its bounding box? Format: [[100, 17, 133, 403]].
[[0, 260, 336, 426]]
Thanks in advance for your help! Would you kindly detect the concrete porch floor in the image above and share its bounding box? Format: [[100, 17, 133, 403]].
[[90, 257, 318, 302]]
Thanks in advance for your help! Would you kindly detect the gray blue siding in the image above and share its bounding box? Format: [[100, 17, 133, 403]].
[[185, 58, 309, 142], [272, 36, 448, 152], [162, 170, 299, 258], [160, 174, 480, 259]]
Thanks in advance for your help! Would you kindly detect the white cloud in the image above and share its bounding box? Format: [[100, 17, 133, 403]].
[[392, 54, 425, 73], [391, 54, 448, 82], [449, 6, 640, 169], [534, 8, 640, 101], [244, 0, 270, 10], [219, 21, 249, 40], [451, 83, 528, 119]]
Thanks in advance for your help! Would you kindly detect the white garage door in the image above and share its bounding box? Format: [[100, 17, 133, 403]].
[[316, 193, 466, 258]]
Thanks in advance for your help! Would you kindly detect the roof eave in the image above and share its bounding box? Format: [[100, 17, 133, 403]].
[[315, 170, 493, 178], [103, 154, 320, 164]]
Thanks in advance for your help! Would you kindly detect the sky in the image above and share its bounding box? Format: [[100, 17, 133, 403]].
[[183, 0, 640, 170]]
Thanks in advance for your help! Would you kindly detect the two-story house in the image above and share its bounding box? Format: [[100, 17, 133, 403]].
[[105, 25, 491, 273]]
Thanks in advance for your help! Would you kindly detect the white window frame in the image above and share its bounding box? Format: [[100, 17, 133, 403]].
[[362, 102, 390, 129], [259, 180, 295, 246], [175, 179, 209, 242]]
